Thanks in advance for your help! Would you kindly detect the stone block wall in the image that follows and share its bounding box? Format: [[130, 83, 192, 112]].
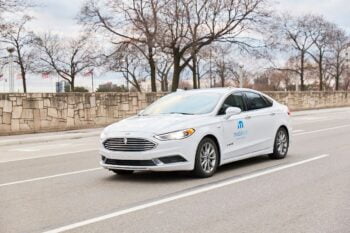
[[0, 91, 349, 135], [265, 91, 350, 111], [0, 92, 166, 135]]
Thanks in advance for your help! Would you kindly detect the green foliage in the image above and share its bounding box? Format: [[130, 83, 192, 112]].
[[96, 82, 128, 92], [73, 86, 89, 92]]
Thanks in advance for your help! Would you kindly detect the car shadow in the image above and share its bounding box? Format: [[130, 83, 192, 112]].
[[102, 155, 274, 184]]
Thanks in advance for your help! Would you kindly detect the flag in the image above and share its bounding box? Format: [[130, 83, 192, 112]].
[[84, 69, 94, 77], [42, 72, 50, 79]]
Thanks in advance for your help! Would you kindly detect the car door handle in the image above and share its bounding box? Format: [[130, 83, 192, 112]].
[[270, 113, 276, 116], [245, 116, 252, 120]]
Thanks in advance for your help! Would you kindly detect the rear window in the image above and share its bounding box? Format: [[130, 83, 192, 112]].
[[244, 92, 271, 110]]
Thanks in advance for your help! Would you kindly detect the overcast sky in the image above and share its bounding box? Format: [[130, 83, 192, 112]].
[[2, 0, 349, 92], [26, 0, 350, 35]]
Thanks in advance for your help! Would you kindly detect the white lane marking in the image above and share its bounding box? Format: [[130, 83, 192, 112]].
[[0, 149, 97, 164], [292, 118, 346, 125], [294, 117, 326, 121], [0, 168, 102, 188], [294, 124, 350, 136], [292, 130, 305, 133], [43, 154, 329, 233], [9, 143, 71, 152]]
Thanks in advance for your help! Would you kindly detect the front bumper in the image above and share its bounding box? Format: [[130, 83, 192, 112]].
[[100, 160, 192, 171], [99, 133, 197, 172]]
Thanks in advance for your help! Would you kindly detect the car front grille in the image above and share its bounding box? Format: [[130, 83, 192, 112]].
[[103, 138, 156, 152]]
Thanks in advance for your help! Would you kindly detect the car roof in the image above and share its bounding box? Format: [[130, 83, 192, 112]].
[[175, 87, 258, 95]]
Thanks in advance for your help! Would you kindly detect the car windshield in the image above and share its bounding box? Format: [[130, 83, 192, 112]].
[[141, 92, 222, 116]]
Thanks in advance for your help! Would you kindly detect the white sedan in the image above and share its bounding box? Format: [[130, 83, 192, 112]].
[[100, 88, 291, 178]]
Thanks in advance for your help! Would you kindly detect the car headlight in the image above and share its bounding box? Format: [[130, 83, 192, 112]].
[[100, 131, 108, 141], [154, 128, 195, 141]]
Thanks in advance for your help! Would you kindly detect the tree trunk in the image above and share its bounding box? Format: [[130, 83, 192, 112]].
[[221, 75, 225, 87], [335, 70, 340, 91], [70, 77, 75, 92], [300, 52, 305, 91], [197, 66, 201, 89], [171, 48, 181, 92], [160, 79, 165, 92], [17, 50, 27, 93], [149, 48, 157, 92], [192, 53, 198, 89], [318, 54, 323, 91], [335, 57, 340, 91], [164, 75, 169, 92], [20, 68, 27, 93]]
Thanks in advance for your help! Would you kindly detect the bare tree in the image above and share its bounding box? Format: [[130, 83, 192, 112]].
[[80, 0, 166, 92], [273, 14, 319, 91], [158, 0, 269, 91], [327, 28, 350, 90], [107, 44, 147, 92], [156, 55, 172, 92], [0, 0, 29, 14], [0, 15, 35, 93], [35, 33, 99, 91], [306, 16, 334, 91], [209, 44, 240, 87]]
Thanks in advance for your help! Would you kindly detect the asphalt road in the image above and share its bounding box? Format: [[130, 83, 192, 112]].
[[1, 107, 350, 233]]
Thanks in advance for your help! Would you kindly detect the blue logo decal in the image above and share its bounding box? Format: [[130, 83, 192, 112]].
[[237, 120, 244, 129], [234, 119, 247, 139]]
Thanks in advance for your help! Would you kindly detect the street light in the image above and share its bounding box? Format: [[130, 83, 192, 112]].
[[7, 47, 15, 93]]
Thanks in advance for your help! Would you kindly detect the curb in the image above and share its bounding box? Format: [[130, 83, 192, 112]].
[[0, 131, 101, 147]]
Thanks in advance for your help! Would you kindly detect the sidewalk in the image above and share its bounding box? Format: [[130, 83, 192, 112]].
[[0, 128, 102, 146], [1, 107, 349, 147]]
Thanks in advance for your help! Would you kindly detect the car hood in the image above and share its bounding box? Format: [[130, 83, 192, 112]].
[[104, 114, 208, 135]]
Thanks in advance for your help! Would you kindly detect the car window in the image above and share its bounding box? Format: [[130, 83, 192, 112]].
[[244, 92, 270, 111], [262, 96, 273, 107], [218, 93, 245, 115]]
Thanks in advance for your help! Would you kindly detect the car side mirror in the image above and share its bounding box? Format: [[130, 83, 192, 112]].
[[138, 110, 144, 116], [225, 107, 241, 119]]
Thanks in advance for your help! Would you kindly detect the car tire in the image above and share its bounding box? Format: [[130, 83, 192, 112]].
[[269, 127, 289, 160], [112, 170, 134, 175], [193, 137, 219, 178]]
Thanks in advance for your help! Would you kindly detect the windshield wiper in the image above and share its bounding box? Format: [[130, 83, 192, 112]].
[[167, 112, 194, 115]]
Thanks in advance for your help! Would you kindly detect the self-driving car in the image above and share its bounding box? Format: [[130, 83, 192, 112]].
[[100, 88, 291, 178]]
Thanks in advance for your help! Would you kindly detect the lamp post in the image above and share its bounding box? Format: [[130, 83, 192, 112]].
[[7, 47, 15, 93]]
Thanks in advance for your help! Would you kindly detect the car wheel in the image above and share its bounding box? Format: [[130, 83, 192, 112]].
[[112, 170, 134, 175], [269, 127, 289, 159], [193, 138, 219, 178]]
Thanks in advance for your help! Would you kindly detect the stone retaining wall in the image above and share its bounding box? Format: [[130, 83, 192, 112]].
[[0, 91, 349, 135]]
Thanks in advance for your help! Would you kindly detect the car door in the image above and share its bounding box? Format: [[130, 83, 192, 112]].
[[220, 92, 254, 159], [243, 91, 276, 152]]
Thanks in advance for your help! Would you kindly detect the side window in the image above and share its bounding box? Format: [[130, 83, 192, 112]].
[[244, 92, 270, 111], [218, 93, 245, 115], [262, 96, 273, 107]]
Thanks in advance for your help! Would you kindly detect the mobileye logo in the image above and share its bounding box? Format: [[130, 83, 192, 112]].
[[234, 119, 247, 139], [237, 120, 244, 129]]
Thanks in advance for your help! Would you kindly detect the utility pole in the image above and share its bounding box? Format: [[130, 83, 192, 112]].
[[7, 47, 15, 92]]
